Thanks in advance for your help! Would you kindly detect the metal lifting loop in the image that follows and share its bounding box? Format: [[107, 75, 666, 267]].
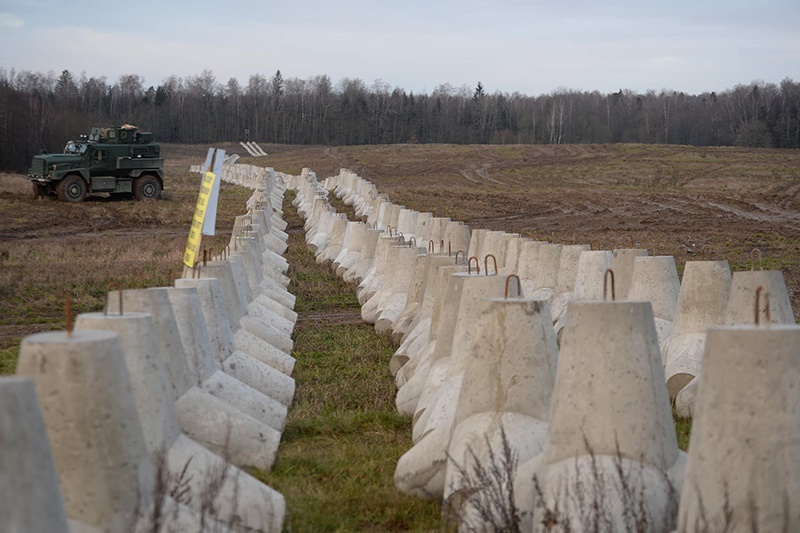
[[701, 244, 712, 260], [751, 248, 763, 271], [440, 240, 445, 254], [409, 237, 416, 247], [604, 269, 616, 301], [448, 241, 452, 257], [754, 286, 772, 326], [505, 274, 522, 299], [454, 250, 465, 265], [468, 256, 481, 274], [65, 297, 73, 338], [386, 225, 393, 236], [484, 254, 498, 276], [428, 240, 435, 253]]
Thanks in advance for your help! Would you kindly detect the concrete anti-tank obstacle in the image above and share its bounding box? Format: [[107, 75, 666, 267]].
[[553, 249, 613, 336], [74, 311, 283, 473], [394, 264, 479, 415], [363, 243, 420, 327], [389, 251, 440, 343], [627, 255, 681, 346], [677, 322, 800, 532], [548, 244, 591, 326], [317, 216, 348, 266], [335, 222, 368, 277], [107, 288, 291, 427], [662, 260, 731, 399], [725, 269, 795, 325], [374, 245, 425, 334], [516, 241, 559, 301], [392, 262, 469, 385], [514, 298, 686, 532], [165, 285, 295, 407], [197, 261, 294, 356], [17, 330, 259, 532], [500, 235, 531, 276], [176, 277, 295, 376], [411, 268, 508, 441], [346, 228, 382, 284], [674, 270, 797, 418], [610, 247, 649, 300], [444, 295, 558, 527], [395, 271, 506, 501], [0, 376, 71, 533], [171, 278, 295, 406]]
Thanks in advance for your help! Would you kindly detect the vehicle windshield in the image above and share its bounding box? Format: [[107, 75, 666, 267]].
[[64, 141, 87, 154]]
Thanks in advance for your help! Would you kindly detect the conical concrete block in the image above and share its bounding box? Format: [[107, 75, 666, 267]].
[[392, 262, 468, 383], [166, 286, 295, 407], [176, 278, 296, 376], [75, 312, 282, 471], [411, 273, 507, 441], [17, 330, 156, 531], [519, 242, 562, 301], [627, 255, 681, 346], [0, 376, 70, 533], [725, 270, 795, 325], [109, 288, 292, 427], [384, 250, 430, 340], [444, 298, 558, 521], [611, 248, 649, 300], [663, 260, 731, 398], [444, 221, 471, 258], [18, 329, 285, 532], [553, 250, 613, 336], [346, 228, 382, 284], [501, 236, 532, 276], [549, 244, 591, 325], [515, 301, 685, 532], [678, 325, 800, 532]]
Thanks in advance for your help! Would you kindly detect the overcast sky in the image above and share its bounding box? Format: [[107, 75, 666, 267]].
[[1, 0, 798, 95]]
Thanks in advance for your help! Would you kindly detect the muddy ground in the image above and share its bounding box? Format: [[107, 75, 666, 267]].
[[1, 142, 798, 353]]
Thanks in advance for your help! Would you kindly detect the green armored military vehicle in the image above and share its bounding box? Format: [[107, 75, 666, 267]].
[[28, 125, 164, 202]]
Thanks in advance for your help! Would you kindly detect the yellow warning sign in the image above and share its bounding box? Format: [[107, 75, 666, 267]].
[[183, 171, 217, 268]]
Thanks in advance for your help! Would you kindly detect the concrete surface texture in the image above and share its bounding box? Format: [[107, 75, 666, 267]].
[[444, 297, 558, 526], [678, 325, 800, 532], [514, 301, 685, 531], [0, 376, 71, 533], [662, 260, 731, 399], [627, 255, 681, 345]]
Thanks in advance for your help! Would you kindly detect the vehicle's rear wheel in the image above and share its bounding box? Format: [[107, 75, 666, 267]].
[[32, 182, 48, 199], [133, 175, 161, 200], [56, 175, 87, 202]]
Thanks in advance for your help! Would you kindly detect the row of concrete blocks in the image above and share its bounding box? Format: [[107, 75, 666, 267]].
[[3, 167, 296, 532], [289, 167, 800, 532]]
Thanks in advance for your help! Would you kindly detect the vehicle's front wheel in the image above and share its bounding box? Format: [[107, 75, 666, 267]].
[[133, 175, 161, 200], [56, 175, 87, 202], [31, 182, 48, 199]]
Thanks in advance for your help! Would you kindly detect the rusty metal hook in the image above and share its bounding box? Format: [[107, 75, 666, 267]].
[[65, 296, 73, 338], [604, 269, 616, 301], [505, 274, 522, 299], [448, 241, 452, 257], [701, 245, 713, 260], [468, 256, 481, 274], [455, 250, 465, 265], [484, 254, 498, 276], [755, 286, 772, 326], [409, 236, 416, 248], [751, 249, 763, 271], [428, 240, 435, 253]]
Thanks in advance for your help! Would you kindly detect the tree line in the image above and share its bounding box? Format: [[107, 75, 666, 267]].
[[1, 67, 798, 171]]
